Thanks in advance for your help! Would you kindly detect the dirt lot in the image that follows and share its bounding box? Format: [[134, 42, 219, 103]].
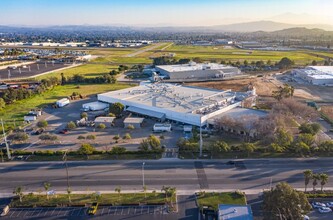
[[188, 76, 328, 101]]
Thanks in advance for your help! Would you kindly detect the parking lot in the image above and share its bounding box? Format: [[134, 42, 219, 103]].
[[0, 62, 74, 80], [10, 96, 184, 153], [2, 205, 167, 219]]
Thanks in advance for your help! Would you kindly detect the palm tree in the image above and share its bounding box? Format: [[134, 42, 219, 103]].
[[303, 170, 313, 192], [67, 187, 72, 203], [161, 186, 170, 202], [143, 185, 147, 199], [44, 182, 51, 200], [319, 173, 329, 192], [312, 174, 320, 192], [13, 186, 24, 202], [115, 186, 121, 202]]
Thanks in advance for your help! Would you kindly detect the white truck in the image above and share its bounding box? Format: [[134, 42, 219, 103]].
[[82, 101, 109, 111], [56, 98, 70, 108], [153, 123, 172, 132]]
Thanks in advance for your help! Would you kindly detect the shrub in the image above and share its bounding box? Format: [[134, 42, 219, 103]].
[[97, 123, 106, 129], [77, 143, 95, 159], [80, 112, 88, 119], [37, 120, 48, 128], [77, 135, 86, 140], [9, 132, 29, 142], [86, 135, 96, 140], [123, 133, 131, 140], [127, 124, 135, 130], [66, 121, 76, 130], [113, 135, 120, 141], [110, 146, 127, 154], [108, 113, 116, 117], [39, 134, 58, 141]]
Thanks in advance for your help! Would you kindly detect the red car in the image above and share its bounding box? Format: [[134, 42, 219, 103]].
[[59, 129, 69, 134]]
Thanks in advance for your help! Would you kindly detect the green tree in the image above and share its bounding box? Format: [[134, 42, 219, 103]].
[[272, 84, 295, 101], [123, 133, 131, 140], [77, 143, 95, 159], [148, 135, 161, 150], [319, 173, 329, 192], [274, 128, 293, 149], [139, 139, 150, 151], [66, 121, 76, 130], [263, 182, 311, 220], [311, 60, 318, 66], [240, 143, 256, 157], [299, 123, 321, 135], [0, 150, 3, 163], [9, 132, 29, 142], [269, 143, 284, 153], [60, 72, 67, 85], [0, 98, 6, 109], [294, 142, 310, 155], [303, 170, 313, 192], [297, 134, 315, 147], [312, 173, 320, 192], [109, 102, 124, 117], [318, 140, 333, 152], [44, 182, 51, 200], [210, 141, 230, 155], [277, 57, 294, 69], [110, 146, 126, 154], [243, 60, 248, 66], [13, 186, 24, 202]]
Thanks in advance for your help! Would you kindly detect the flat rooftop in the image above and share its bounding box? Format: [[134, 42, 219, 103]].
[[301, 66, 333, 80], [218, 204, 253, 220], [99, 83, 238, 115], [156, 62, 237, 73]]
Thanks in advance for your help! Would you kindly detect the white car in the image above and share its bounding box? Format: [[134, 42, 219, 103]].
[[318, 207, 332, 213], [312, 202, 326, 209], [326, 202, 333, 208]]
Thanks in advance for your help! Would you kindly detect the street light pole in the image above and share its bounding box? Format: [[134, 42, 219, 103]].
[[1, 119, 11, 160], [142, 162, 145, 188], [63, 150, 70, 190]]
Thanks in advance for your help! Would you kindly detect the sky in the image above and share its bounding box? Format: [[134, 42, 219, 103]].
[[0, 0, 332, 26]]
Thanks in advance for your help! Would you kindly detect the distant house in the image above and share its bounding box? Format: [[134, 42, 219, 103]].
[[218, 204, 253, 220]]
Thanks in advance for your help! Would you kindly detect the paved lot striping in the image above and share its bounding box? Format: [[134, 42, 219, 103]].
[[2, 205, 166, 219]]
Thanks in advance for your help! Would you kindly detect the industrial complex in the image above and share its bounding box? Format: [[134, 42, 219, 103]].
[[155, 62, 241, 80], [97, 83, 256, 126], [292, 66, 333, 86]]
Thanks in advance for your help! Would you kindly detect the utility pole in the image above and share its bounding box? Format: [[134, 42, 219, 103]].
[[199, 122, 203, 158], [1, 119, 11, 160], [142, 162, 145, 188], [63, 150, 70, 190]]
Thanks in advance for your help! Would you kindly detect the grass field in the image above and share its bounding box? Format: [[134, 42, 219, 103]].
[[0, 83, 131, 126], [162, 45, 329, 65], [11, 192, 171, 207], [196, 192, 247, 210]]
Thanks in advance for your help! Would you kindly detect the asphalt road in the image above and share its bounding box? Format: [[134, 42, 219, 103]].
[[1, 158, 333, 195]]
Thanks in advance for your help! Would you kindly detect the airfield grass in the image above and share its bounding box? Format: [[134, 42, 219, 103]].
[[11, 192, 170, 207], [163, 45, 328, 64], [0, 83, 131, 126]]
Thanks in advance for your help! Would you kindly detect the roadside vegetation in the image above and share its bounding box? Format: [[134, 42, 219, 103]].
[[196, 191, 246, 211]]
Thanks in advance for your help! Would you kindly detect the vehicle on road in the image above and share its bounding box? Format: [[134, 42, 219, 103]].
[[318, 207, 332, 213], [87, 202, 98, 215], [0, 205, 9, 216], [59, 129, 69, 134], [312, 202, 326, 209]]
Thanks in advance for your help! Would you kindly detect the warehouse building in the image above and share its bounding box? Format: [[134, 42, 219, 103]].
[[98, 83, 255, 127], [155, 62, 241, 80], [292, 66, 333, 86]]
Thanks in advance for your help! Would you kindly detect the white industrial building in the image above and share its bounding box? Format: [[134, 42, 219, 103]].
[[98, 83, 255, 127], [292, 66, 333, 86], [155, 62, 241, 80]]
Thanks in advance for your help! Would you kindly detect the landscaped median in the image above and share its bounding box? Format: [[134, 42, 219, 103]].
[[10, 189, 177, 212], [196, 191, 247, 211]]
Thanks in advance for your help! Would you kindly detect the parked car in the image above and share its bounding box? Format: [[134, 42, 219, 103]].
[[312, 202, 326, 209], [326, 202, 333, 208], [32, 128, 44, 135], [318, 207, 332, 213], [59, 129, 69, 134], [87, 202, 98, 215]]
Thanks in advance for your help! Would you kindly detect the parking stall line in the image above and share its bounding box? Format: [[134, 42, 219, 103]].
[[127, 207, 131, 215], [9, 209, 18, 217], [68, 207, 78, 216], [50, 208, 56, 216], [79, 207, 87, 216], [121, 207, 124, 215]]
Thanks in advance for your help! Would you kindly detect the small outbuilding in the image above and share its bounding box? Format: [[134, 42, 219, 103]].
[[123, 117, 144, 129], [218, 204, 253, 220], [94, 117, 116, 127]]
